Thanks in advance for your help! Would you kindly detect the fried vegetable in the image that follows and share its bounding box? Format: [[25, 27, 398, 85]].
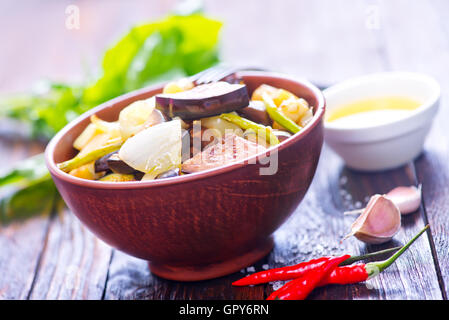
[[200, 115, 243, 138], [143, 109, 166, 129], [119, 97, 156, 140], [243, 131, 269, 148], [119, 120, 182, 179], [94, 152, 114, 173], [156, 168, 180, 179], [155, 82, 249, 120], [278, 98, 309, 123], [57, 141, 123, 173], [163, 78, 194, 94], [90, 115, 122, 140], [239, 100, 271, 126], [252, 84, 298, 107], [262, 93, 302, 134], [69, 162, 105, 180], [73, 123, 103, 151], [133, 171, 145, 181], [190, 126, 220, 157], [219, 113, 279, 145], [107, 153, 136, 174], [99, 173, 135, 182], [78, 132, 115, 156], [299, 109, 313, 127]]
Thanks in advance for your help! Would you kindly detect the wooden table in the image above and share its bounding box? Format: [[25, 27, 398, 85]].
[[1, 0, 448, 300]]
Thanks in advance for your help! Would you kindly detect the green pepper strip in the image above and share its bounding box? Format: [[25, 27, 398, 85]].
[[219, 113, 280, 145], [57, 141, 123, 173], [261, 92, 302, 134]]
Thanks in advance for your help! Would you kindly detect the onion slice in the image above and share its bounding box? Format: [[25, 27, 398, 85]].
[[119, 120, 182, 179]]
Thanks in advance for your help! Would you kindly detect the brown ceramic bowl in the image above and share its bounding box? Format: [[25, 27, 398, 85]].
[[45, 71, 325, 281]]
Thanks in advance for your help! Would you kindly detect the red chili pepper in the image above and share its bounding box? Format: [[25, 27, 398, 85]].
[[320, 264, 369, 285], [267, 225, 429, 299], [232, 247, 400, 286], [267, 255, 350, 300], [233, 257, 330, 286], [321, 225, 429, 286]]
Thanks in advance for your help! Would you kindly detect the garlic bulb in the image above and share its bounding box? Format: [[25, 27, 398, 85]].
[[344, 185, 422, 216], [344, 194, 401, 244], [385, 185, 421, 215]]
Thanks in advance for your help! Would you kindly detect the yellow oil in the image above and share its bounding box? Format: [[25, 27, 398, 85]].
[[326, 96, 422, 123]]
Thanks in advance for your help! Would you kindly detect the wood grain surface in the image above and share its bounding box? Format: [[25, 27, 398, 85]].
[[0, 0, 448, 300]]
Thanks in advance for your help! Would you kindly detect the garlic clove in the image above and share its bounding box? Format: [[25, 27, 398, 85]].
[[344, 194, 401, 244], [385, 185, 422, 215]]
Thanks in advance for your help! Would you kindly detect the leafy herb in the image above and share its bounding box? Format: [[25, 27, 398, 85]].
[[0, 13, 222, 222], [0, 154, 56, 223], [1, 14, 221, 139]]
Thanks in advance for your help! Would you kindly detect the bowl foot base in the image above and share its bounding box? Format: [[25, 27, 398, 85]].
[[148, 238, 274, 281]]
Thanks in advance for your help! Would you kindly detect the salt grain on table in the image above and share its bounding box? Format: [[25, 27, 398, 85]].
[[246, 266, 255, 273]]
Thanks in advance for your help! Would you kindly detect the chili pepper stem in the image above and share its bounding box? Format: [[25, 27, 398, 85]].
[[340, 246, 402, 266], [365, 225, 429, 278]]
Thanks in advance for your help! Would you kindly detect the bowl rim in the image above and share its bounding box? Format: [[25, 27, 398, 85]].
[[45, 71, 325, 190], [323, 71, 441, 132]]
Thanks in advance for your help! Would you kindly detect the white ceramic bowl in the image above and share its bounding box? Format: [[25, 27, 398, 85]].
[[323, 72, 440, 171]]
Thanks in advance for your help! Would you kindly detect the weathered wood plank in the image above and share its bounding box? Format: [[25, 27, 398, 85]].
[[28, 204, 112, 300], [207, 0, 388, 85], [378, 0, 449, 298], [0, 217, 51, 299], [410, 0, 449, 299], [0, 138, 50, 299], [104, 250, 244, 300]]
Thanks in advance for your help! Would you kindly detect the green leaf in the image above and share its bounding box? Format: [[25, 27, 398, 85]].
[[0, 12, 222, 222], [0, 153, 49, 187], [1, 13, 221, 140], [0, 177, 56, 223], [83, 14, 222, 106], [0, 153, 57, 223], [0, 83, 83, 139]]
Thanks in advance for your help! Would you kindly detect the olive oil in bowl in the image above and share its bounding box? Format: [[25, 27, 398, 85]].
[[326, 96, 422, 128]]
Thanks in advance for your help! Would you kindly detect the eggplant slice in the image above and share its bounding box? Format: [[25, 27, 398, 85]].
[[155, 81, 249, 120], [239, 100, 272, 126]]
